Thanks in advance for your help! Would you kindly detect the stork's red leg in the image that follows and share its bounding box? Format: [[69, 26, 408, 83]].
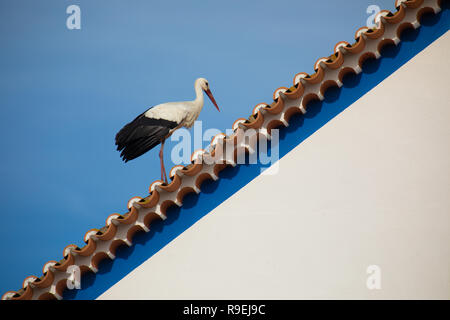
[[159, 140, 168, 184]]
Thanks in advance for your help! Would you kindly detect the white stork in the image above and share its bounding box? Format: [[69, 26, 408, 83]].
[[115, 78, 220, 184]]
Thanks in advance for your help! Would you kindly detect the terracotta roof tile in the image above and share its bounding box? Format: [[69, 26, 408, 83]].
[[2, 0, 444, 300]]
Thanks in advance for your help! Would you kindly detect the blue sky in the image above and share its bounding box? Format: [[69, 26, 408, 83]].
[[0, 0, 397, 294]]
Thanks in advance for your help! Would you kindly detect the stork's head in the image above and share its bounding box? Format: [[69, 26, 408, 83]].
[[196, 78, 220, 112]]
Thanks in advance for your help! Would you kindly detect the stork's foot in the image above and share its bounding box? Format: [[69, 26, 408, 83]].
[[159, 140, 168, 185], [160, 165, 168, 185], [161, 170, 168, 185]]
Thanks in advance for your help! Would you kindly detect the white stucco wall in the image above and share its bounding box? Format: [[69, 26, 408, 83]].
[[99, 31, 450, 300]]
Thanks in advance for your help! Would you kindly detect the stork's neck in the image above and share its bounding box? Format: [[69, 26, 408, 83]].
[[193, 80, 204, 109]]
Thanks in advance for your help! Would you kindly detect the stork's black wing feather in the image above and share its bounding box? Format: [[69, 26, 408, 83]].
[[115, 112, 178, 162]]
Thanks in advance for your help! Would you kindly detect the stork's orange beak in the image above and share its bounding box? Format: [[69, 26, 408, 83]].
[[205, 88, 220, 112]]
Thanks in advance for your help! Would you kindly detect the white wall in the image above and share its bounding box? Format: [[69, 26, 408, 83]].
[[100, 31, 450, 300]]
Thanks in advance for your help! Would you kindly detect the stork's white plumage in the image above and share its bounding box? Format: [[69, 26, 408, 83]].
[[115, 78, 220, 184]]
